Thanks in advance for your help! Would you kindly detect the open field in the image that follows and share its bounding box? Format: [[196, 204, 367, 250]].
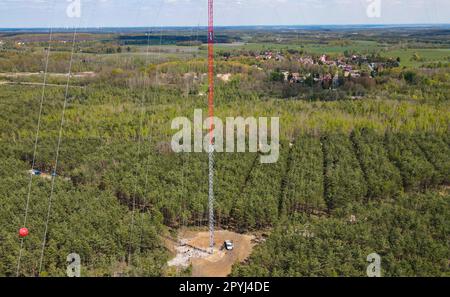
[[381, 48, 450, 67]]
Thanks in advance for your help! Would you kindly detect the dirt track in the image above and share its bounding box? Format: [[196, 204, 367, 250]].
[[0, 71, 96, 78]]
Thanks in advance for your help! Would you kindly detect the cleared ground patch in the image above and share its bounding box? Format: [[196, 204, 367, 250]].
[[167, 229, 255, 277]]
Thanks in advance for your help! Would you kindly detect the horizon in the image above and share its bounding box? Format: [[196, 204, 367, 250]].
[[1, 23, 450, 31], [0, 0, 449, 28]]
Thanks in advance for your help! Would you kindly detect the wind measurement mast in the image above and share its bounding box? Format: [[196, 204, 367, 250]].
[[208, 0, 215, 254]]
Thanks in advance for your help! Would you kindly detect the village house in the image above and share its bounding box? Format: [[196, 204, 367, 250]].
[[290, 72, 304, 83], [298, 56, 314, 65], [275, 53, 284, 61], [262, 51, 274, 60], [321, 73, 333, 88]]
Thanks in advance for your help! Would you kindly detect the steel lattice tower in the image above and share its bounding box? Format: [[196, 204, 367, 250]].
[[207, 0, 215, 254]]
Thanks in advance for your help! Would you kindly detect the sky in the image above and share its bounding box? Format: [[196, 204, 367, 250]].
[[0, 0, 449, 28]]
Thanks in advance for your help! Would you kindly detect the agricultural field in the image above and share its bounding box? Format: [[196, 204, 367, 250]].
[[381, 48, 450, 68]]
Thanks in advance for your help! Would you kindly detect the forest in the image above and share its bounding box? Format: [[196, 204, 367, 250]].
[[0, 25, 449, 276]]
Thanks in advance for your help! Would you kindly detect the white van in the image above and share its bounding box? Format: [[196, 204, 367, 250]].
[[224, 240, 234, 251]]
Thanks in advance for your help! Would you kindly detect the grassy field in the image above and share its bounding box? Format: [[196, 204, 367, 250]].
[[215, 41, 450, 67], [382, 48, 450, 67], [215, 40, 382, 54]]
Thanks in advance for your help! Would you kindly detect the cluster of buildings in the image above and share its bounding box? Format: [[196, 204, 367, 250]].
[[266, 51, 401, 87], [281, 70, 340, 88], [256, 51, 285, 61], [317, 54, 365, 78]]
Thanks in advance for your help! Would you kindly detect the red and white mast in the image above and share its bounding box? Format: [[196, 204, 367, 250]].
[[207, 0, 215, 254]]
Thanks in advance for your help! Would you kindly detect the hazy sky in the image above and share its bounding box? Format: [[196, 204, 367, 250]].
[[0, 0, 449, 28]]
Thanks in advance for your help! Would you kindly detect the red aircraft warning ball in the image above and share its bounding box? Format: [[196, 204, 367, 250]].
[[19, 228, 29, 238]]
